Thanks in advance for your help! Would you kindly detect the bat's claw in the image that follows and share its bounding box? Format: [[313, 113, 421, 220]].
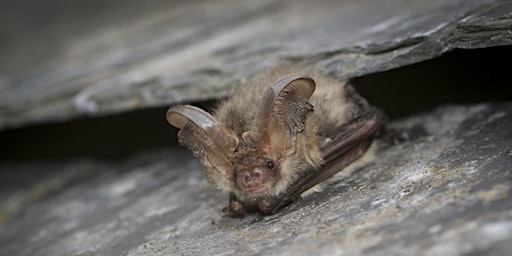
[[222, 204, 245, 218], [222, 193, 247, 218], [257, 198, 275, 215], [258, 197, 296, 215]]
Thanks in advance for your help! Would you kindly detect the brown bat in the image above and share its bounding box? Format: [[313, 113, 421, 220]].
[[166, 65, 385, 217]]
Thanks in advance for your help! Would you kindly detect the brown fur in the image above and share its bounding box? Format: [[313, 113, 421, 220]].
[[167, 63, 384, 216], [214, 65, 353, 201]]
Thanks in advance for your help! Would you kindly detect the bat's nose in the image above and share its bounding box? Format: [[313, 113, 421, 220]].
[[243, 168, 263, 187], [239, 167, 270, 195]]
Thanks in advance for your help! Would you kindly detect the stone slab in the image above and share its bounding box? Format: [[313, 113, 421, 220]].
[[0, 0, 511, 129], [1, 102, 510, 255]]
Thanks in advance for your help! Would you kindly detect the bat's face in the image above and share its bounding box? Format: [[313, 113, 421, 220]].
[[232, 137, 280, 197]]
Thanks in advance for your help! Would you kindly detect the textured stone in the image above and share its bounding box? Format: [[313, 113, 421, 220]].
[[1, 102, 511, 255], [1, 1, 511, 255], [0, 0, 511, 129]]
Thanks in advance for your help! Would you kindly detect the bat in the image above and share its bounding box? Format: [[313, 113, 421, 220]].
[[166, 65, 386, 217]]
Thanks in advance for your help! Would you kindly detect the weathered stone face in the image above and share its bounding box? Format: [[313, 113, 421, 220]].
[[1, 103, 511, 256], [0, 0, 511, 255], [0, 0, 510, 129]]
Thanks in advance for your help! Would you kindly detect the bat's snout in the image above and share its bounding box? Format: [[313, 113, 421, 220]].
[[239, 167, 269, 195]]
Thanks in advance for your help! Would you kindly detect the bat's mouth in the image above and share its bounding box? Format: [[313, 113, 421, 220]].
[[245, 184, 271, 196]]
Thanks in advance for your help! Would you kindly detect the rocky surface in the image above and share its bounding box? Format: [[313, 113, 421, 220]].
[[1, 102, 511, 256], [1, 0, 511, 255], [1, 0, 511, 129]]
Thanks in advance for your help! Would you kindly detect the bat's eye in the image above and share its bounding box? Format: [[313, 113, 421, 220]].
[[266, 161, 275, 170]]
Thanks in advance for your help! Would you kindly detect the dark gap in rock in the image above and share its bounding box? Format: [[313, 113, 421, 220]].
[[0, 102, 216, 163], [352, 46, 512, 119], [0, 106, 176, 163], [1, 46, 510, 162]]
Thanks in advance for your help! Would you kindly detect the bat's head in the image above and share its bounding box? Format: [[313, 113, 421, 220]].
[[231, 140, 279, 197], [167, 75, 318, 200]]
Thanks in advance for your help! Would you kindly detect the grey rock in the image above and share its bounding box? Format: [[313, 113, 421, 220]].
[[0, 0, 511, 129], [1, 102, 511, 256], [1, 1, 511, 255]]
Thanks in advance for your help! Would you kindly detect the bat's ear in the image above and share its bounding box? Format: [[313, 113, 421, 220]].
[[249, 75, 315, 160], [167, 105, 238, 184]]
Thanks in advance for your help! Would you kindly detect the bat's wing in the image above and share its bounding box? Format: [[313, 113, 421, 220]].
[[258, 84, 385, 215]]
